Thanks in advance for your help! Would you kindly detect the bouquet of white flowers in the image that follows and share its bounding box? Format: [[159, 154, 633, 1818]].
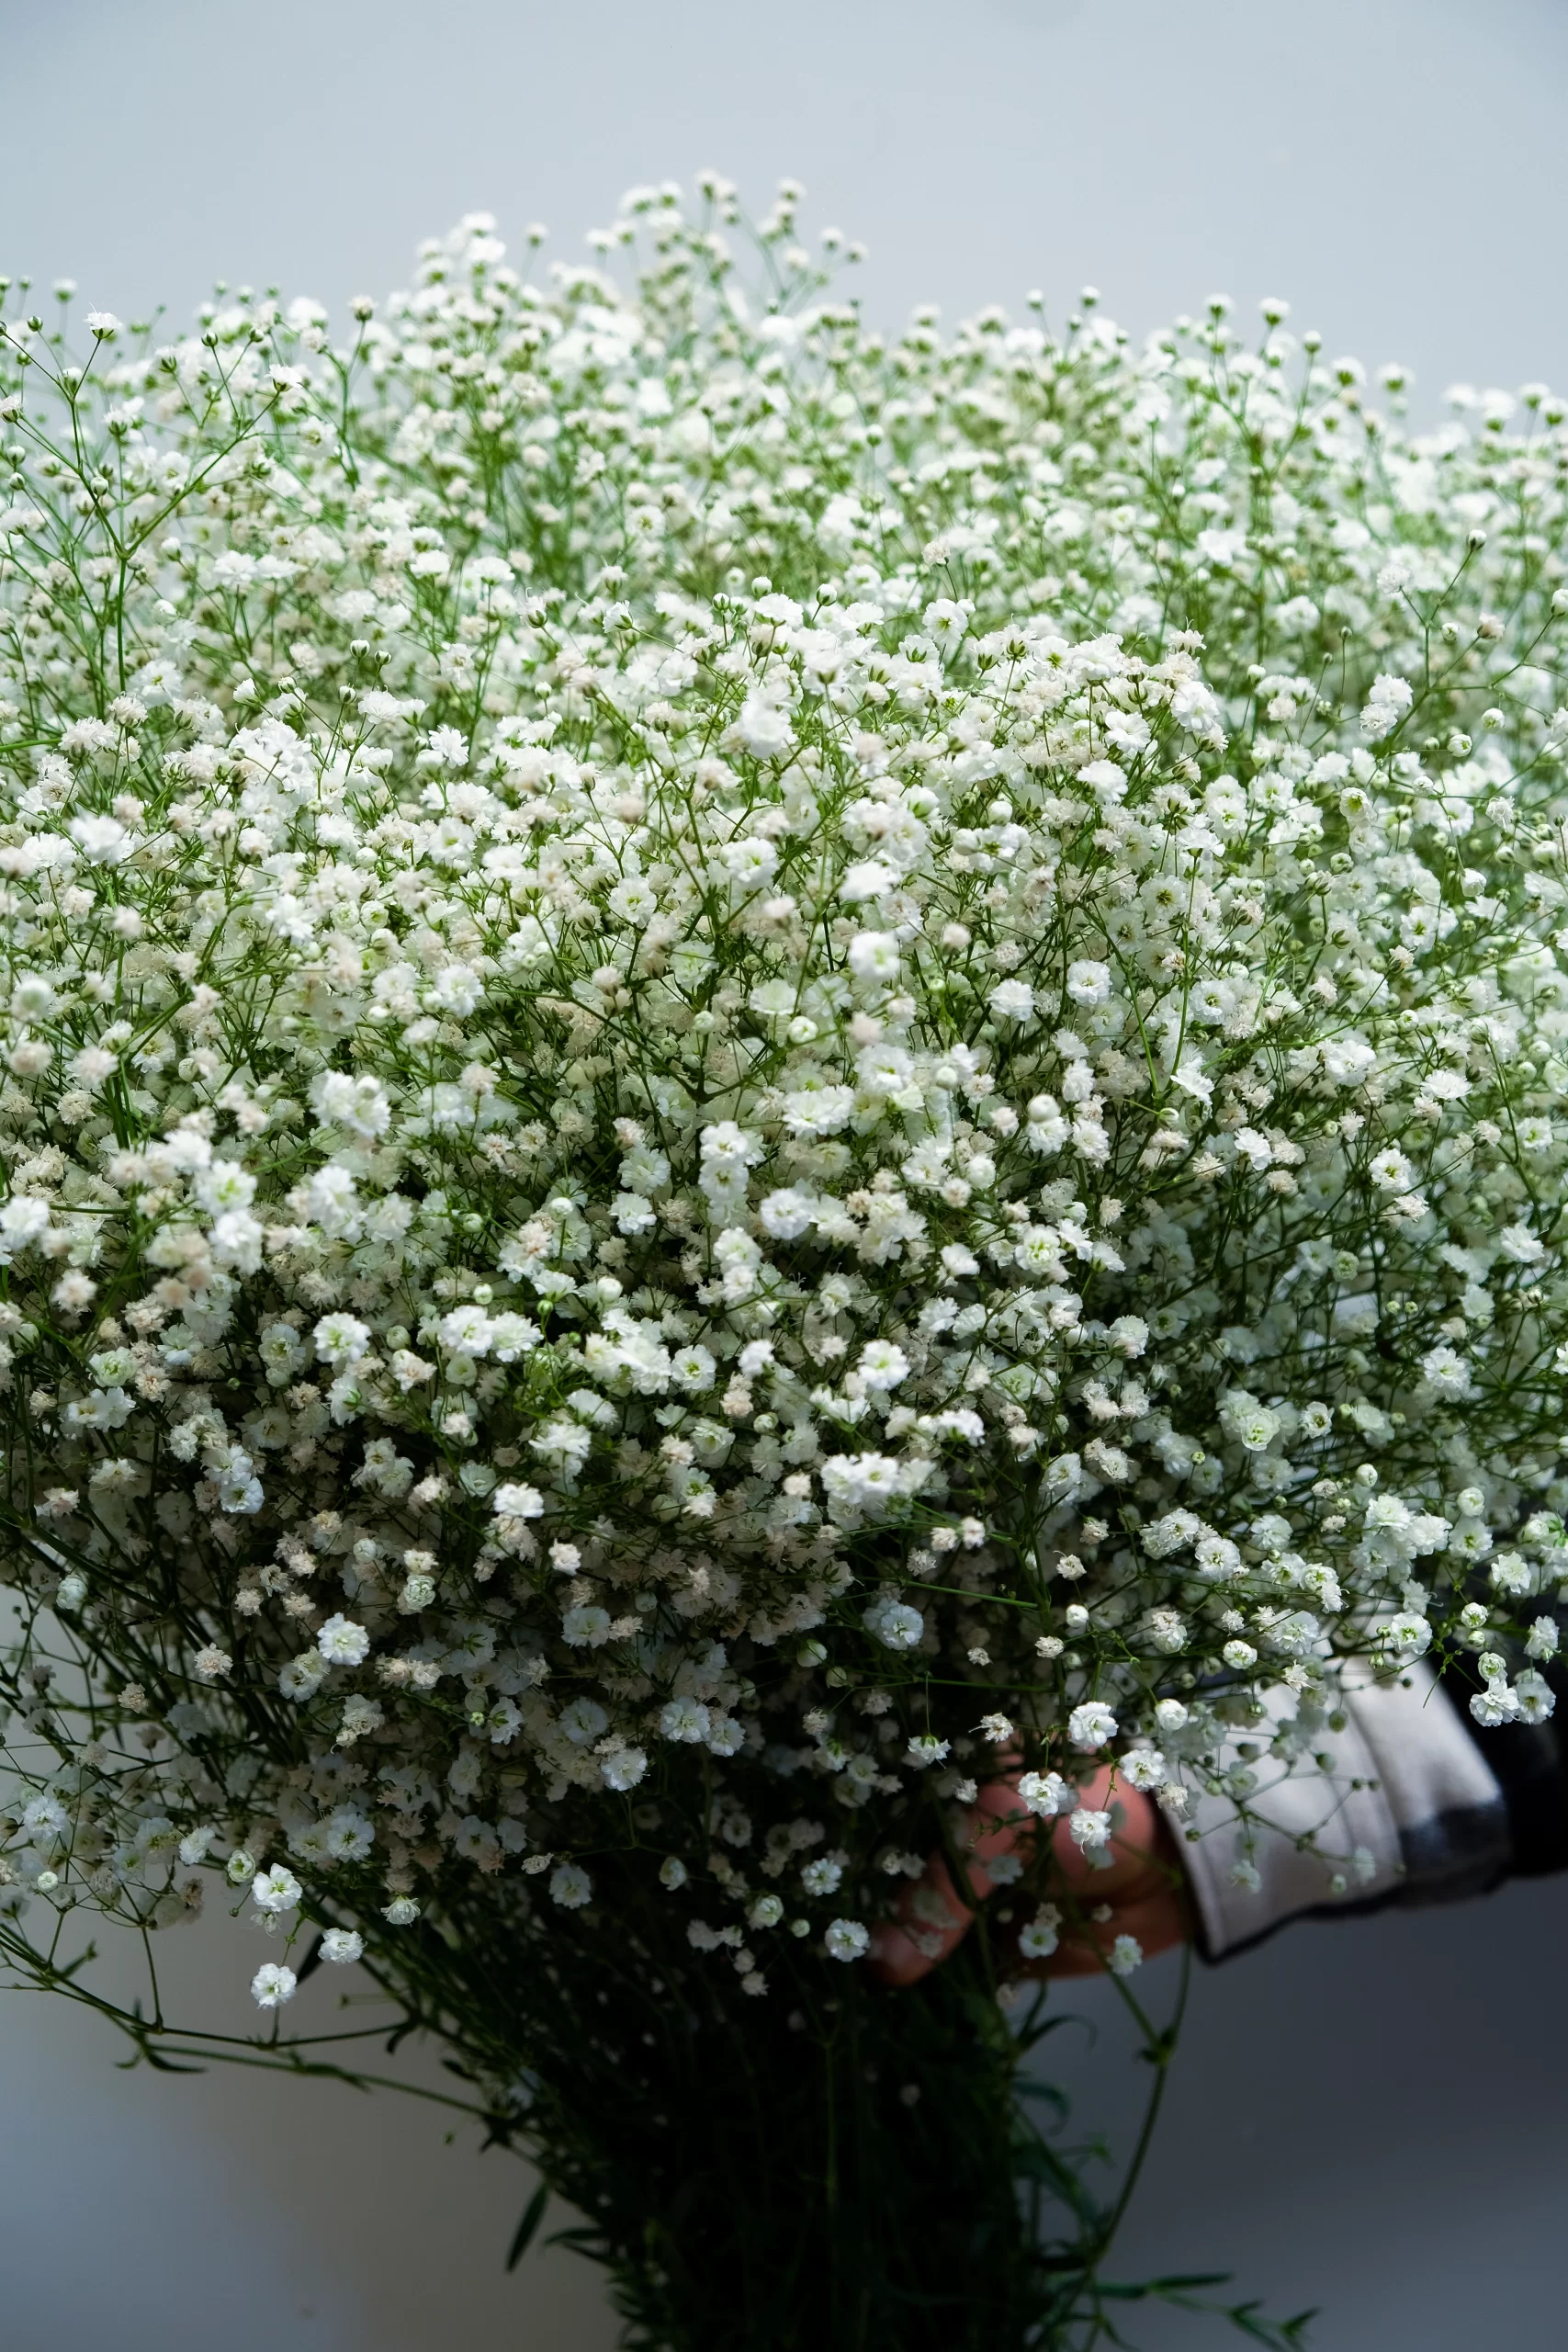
[[2, 179, 1565, 2348]]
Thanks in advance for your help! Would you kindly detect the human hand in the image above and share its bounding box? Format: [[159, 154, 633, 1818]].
[[869, 1763, 1188, 1988]]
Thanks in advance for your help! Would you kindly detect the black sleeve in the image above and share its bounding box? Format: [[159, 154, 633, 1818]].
[[1445, 1653, 1568, 1878]]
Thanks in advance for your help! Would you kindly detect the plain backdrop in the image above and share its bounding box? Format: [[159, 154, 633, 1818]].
[[4, 4, 1568, 2346]]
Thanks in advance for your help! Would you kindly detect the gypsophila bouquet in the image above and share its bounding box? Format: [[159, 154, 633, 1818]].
[[2, 178, 1567, 2349]]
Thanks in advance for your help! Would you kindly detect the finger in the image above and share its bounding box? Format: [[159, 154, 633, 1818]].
[[1026, 1888, 1190, 1980], [869, 1854, 974, 1985], [1043, 1882, 1189, 1975], [875, 1770, 1183, 1990], [964, 1775, 1035, 1870], [1050, 1775, 1167, 1897], [871, 1776, 1028, 1986], [869, 1920, 934, 1986]]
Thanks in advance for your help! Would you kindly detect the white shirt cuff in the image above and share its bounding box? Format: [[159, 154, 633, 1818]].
[[1168, 1661, 1506, 1961]]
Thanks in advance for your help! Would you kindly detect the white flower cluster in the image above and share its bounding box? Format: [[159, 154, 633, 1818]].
[[1, 187, 1566, 2009]]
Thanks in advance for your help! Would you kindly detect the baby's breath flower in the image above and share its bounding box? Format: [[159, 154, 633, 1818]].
[[0, 190, 1562, 2254], [250, 1963, 297, 2010]]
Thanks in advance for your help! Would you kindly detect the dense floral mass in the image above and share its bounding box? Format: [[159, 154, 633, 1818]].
[[2, 182, 1568, 2033]]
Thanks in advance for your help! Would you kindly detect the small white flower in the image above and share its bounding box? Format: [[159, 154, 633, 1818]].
[[1515, 1669, 1556, 1724], [1019, 1905, 1061, 1961], [316, 1615, 370, 1667], [1489, 1553, 1532, 1600], [856, 1340, 909, 1391], [864, 1598, 924, 1650], [1368, 1148, 1414, 1192], [251, 1962, 298, 2009], [660, 1698, 712, 1744], [759, 1188, 815, 1240], [335, 1695, 384, 1747], [848, 931, 900, 983], [324, 1807, 374, 1861], [1067, 1701, 1119, 1751], [549, 1860, 593, 1908], [1471, 1681, 1520, 1729], [601, 1745, 648, 1792], [1525, 1616, 1560, 1662], [312, 1312, 372, 1371], [68, 813, 131, 865], [923, 598, 968, 643], [1361, 672, 1413, 739], [492, 1480, 544, 1521], [1382, 1612, 1432, 1662], [1065, 958, 1111, 1005], [840, 858, 897, 902], [0, 1194, 51, 1258], [1017, 1770, 1070, 1817], [718, 833, 779, 890], [252, 1864, 302, 1915], [705, 1713, 744, 1757], [310, 1070, 390, 1138], [278, 1652, 328, 1702], [987, 978, 1034, 1023], [21, 1793, 70, 1848], [737, 694, 793, 759], [438, 1304, 494, 1356]]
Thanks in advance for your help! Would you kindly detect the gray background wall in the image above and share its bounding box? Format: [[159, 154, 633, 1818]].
[[3, 4, 1568, 2346]]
